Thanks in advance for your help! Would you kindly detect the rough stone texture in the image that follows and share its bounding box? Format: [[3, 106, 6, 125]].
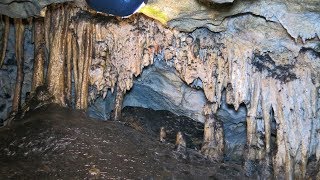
[[123, 59, 207, 123]]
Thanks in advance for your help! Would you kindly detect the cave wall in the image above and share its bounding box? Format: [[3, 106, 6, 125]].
[[0, 1, 319, 179], [0, 21, 34, 124]]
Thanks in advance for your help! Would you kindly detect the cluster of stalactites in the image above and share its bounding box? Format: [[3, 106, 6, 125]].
[[41, 4, 94, 109], [86, 15, 173, 100], [78, 12, 320, 178], [0, 15, 28, 115]]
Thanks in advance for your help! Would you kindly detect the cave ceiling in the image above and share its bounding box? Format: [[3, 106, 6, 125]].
[[1, 0, 320, 41]]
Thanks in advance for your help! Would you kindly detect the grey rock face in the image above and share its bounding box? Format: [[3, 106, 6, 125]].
[[87, 90, 115, 120], [217, 93, 247, 161], [123, 59, 207, 123], [0, 0, 75, 18]]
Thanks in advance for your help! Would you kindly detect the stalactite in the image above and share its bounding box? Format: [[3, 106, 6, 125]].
[[71, 20, 94, 109], [65, 30, 73, 105], [46, 5, 67, 106], [0, 15, 9, 68], [44, 8, 51, 55], [12, 18, 25, 112], [31, 18, 46, 91], [72, 34, 79, 104], [80, 23, 93, 109], [60, 5, 72, 106]]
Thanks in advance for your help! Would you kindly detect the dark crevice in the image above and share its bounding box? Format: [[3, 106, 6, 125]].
[[252, 51, 298, 83], [300, 47, 320, 58], [270, 107, 277, 157]]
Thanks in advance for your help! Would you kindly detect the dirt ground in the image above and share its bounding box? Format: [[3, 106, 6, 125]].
[[0, 104, 247, 179]]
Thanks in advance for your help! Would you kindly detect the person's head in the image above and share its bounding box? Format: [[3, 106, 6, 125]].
[[86, 0, 148, 17]]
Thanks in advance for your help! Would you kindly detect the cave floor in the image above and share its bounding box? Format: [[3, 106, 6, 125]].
[[0, 104, 246, 179]]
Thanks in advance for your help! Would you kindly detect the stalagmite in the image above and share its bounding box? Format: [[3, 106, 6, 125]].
[[201, 104, 224, 162], [31, 18, 46, 91], [113, 86, 125, 121], [159, 127, 166, 142], [12, 18, 25, 112], [175, 131, 187, 151], [0, 15, 9, 68]]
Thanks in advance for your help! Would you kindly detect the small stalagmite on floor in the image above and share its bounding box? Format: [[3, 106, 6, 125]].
[[175, 131, 187, 151], [159, 127, 166, 142]]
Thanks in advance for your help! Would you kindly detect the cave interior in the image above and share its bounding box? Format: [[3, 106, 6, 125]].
[[0, 0, 320, 179]]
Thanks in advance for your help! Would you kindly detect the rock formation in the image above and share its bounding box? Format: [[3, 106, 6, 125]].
[[0, 0, 319, 179]]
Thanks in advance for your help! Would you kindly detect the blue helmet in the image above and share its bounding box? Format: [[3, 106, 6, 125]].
[[86, 0, 149, 17]]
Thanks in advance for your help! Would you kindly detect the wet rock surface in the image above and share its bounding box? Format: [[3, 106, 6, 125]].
[[0, 104, 247, 179]]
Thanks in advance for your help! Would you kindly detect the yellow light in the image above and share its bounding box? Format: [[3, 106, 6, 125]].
[[138, 5, 169, 25]]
